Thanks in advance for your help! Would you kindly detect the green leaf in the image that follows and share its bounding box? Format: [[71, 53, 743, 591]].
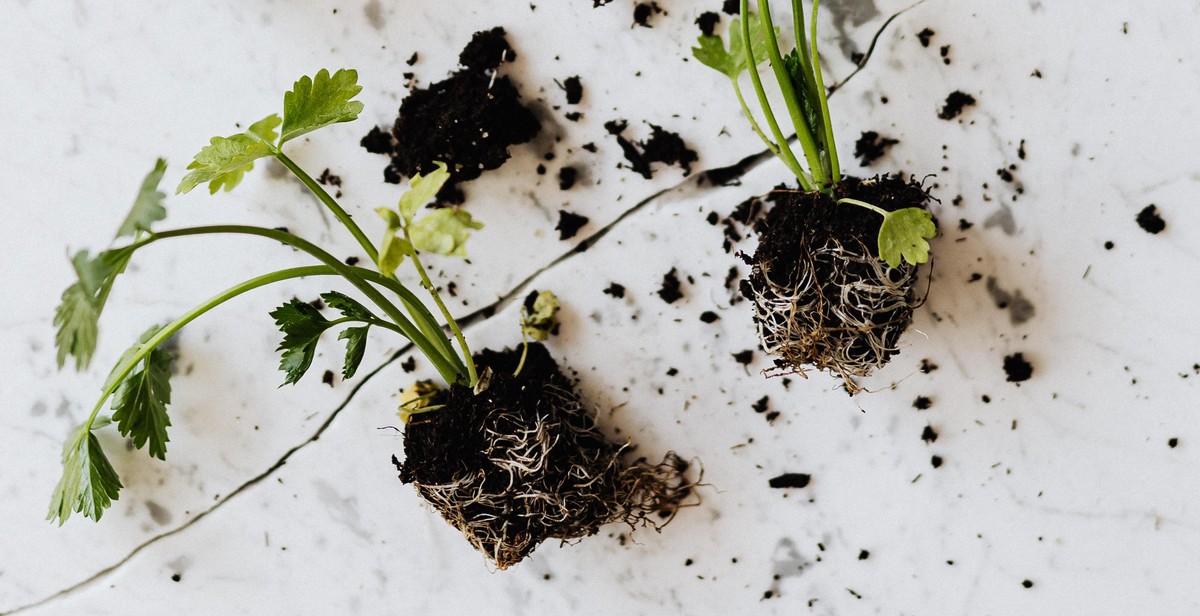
[[337, 326, 369, 380], [408, 208, 483, 257], [115, 158, 168, 239], [878, 208, 937, 268], [270, 299, 331, 385], [280, 69, 364, 145], [691, 14, 771, 79], [110, 336, 174, 460], [321, 291, 375, 321], [374, 207, 410, 277], [176, 114, 281, 195], [47, 422, 123, 525], [398, 161, 450, 222], [520, 290, 561, 342], [53, 249, 134, 370]]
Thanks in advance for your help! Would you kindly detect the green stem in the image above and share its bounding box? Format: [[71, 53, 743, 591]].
[[757, 0, 827, 186], [837, 197, 887, 217], [349, 266, 465, 376], [271, 148, 380, 265], [810, 0, 841, 187], [401, 226, 478, 387], [741, 0, 811, 190], [513, 326, 530, 377], [734, 79, 817, 188]]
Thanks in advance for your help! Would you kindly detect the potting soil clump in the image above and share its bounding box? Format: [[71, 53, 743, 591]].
[[742, 175, 936, 393], [362, 27, 541, 203], [397, 343, 694, 569]]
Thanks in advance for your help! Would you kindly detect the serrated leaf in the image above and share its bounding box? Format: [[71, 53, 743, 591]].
[[691, 14, 772, 80], [337, 326, 369, 380], [54, 249, 133, 371], [321, 291, 374, 321], [520, 290, 560, 342], [878, 208, 937, 268], [115, 158, 168, 239], [102, 325, 164, 392], [398, 161, 450, 222], [408, 208, 483, 257], [280, 69, 364, 145], [176, 114, 281, 195], [110, 341, 173, 461], [270, 299, 331, 385], [47, 423, 123, 525]]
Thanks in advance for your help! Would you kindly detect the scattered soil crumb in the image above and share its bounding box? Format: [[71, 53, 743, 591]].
[[605, 119, 697, 179], [768, 473, 810, 489], [913, 396, 932, 410], [1136, 204, 1166, 234], [1168, 437, 1179, 448], [593, 0, 613, 6], [930, 455, 943, 468], [322, 370, 335, 386], [939, 44, 952, 65], [1003, 352, 1033, 382], [556, 210, 589, 240], [938, 91, 976, 120], [920, 359, 939, 373], [560, 76, 583, 104], [558, 166, 579, 190], [633, 2, 663, 27], [700, 310, 720, 324], [722, 0, 740, 14], [658, 267, 684, 304], [917, 27, 935, 47], [854, 131, 900, 166], [696, 11, 720, 36], [733, 350, 754, 365], [858, 550, 870, 560], [603, 282, 626, 298], [1022, 580, 1034, 589], [1104, 240, 1114, 250], [921, 425, 938, 444]]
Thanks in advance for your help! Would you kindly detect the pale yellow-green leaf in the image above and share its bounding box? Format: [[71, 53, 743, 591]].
[[408, 209, 482, 257], [878, 208, 937, 268], [399, 161, 451, 222], [176, 115, 281, 195]]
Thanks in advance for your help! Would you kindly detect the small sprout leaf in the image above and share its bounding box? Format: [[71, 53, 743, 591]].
[[115, 158, 168, 239], [47, 422, 123, 525], [878, 207, 937, 268], [280, 69, 364, 145], [691, 15, 772, 79], [337, 326, 369, 380], [520, 290, 560, 342], [399, 161, 450, 222], [408, 208, 482, 257], [270, 299, 331, 385], [110, 330, 174, 460], [399, 380, 442, 423], [176, 114, 281, 194]]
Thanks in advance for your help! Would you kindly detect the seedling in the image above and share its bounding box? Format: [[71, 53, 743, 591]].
[[49, 69, 692, 568], [693, 0, 938, 391]]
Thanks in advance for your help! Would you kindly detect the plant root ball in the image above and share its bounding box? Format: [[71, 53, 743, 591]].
[[742, 175, 936, 393], [397, 343, 696, 569]]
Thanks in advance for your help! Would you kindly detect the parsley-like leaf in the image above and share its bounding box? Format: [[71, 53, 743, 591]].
[[691, 14, 771, 79], [337, 326, 369, 379], [520, 290, 561, 342], [115, 158, 168, 239], [54, 249, 134, 370], [878, 208, 937, 268], [110, 330, 174, 460], [398, 161, 450, 222], [321, 291, 374, 321], [374, 207, 412, 277], [408, 208, 483, 257], [47, 419, 123, 525], [176, 114, 281, 195], [270, 299, 331, 385], [280, 69, 364, 145]]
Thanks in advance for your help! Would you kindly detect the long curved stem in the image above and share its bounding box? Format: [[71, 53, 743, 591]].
[[758, 0, 826, 186]]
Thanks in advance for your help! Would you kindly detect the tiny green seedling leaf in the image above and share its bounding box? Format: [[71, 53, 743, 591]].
[[398, 380, 442, 423], [280, 69, 364, 145], [270, 299, 331, 385], [375, 207, 411, 277], [399, 161, 450, 222], [878, 208, 937, 268], [47, 420, 123, 525], [177, 114, 281, 195], [520, 290, 560, 342], [337, 326, 369, 380], [691, 14, 771, 79], [408, 209, 483, 257], [115, 158, 168, 239], [110, 328, 174, 460]]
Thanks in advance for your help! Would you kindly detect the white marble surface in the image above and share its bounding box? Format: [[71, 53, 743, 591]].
[[4, 0, 1200, 613]]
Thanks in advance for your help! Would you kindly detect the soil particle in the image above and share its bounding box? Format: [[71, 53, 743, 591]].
[[939, 44, 952, 65], [733, 350, 754, 365], [958, 219, 973, 231], [658, 267, 684, 304], [853, 131, 900, 166], [558, 166, 579, 190], [913, 396, 932, 410], [917, 27, 935, 47], [700, 310, 720, 323], [768, 473, 811, 489], [921, 425, 938, 444], [1104, 241, 1114, 250], [696, 11, 720, 36], [920, 359, 939, 373], [362, 27, 540, 203], [930, 455, 943, 468], [858, 550, 870, 560], [322, 370, 335, 386], [603, 282, 626, 298], [722, 0, 740, 14], [606, 120, 697, 179], [560, 75, 583, 104], [1003, 352, 1033, 382], [593, 0, 613, 6], [401, 356, 417, 372], [556, 210, 589, 240], [1022, 580, 1034, 589], [938, 91, 976, 120], [1136, 204, 1166, 234], [633, 2, 662, 27], [1169, 438, 1179, 448]]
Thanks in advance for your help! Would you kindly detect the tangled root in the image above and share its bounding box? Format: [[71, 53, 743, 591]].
[[745, 176, 934, 393], [398, 344, 698, 569]]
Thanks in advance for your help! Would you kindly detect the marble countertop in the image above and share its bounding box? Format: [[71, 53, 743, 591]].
[[4, 1, 1200, 614]]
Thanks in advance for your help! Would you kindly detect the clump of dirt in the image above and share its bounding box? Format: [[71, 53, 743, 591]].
[[605, 120, 697, 179], [853, 131, 900, 166], [696, 11, 720, 36], [742, 176, 936, 393], [633, 2, 663, 27], [362, 28, 541, 203], [1003, 352, 1033, 382], [917, 27, 935, 47], [658, 267, 684, 304], [768, 473, 810, 488], [1136, 204, 1166, 234], [398, 343, 695, 569], [938, 91, 976, 120], [555, 210, 589, 240]]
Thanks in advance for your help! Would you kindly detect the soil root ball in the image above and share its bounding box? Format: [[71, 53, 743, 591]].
[[399, 343, 697, 568], [744, 175, 936, 393]]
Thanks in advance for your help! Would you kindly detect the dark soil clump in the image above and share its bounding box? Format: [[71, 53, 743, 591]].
[[560, 76, 583, 104], [362, 27, 541, 203], [606, 120, 697, 179], [658, 267, 684, 304], [938, 91, 976, 120], [555, 210, 589, 240], [1003, 352, 1033, 382], [743, 176, 936, 391], [398, 343, 694, 569], [768, 473, 811, 488], [696, 11, 720, 36], [853, 131, 900, 166], [917, 27, 935, 47], [1136, 204, 1166, 234]]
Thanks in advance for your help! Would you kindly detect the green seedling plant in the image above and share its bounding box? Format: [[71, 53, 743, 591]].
[[692, 0, 935, 268], [49, 68, 484, 524]]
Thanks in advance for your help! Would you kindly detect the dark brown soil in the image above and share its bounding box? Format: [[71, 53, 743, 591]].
[[696, 11, 720, 36], [1003, 352, 1033, 382], [362, 28, 541, 203], [768, 473, 810, 488], [1136, 204, 1166, 234], [938, 91, 976, 120], [917, 27, 935, 47], [657, 267, 684, 303], [853, 131, 900, 166], [605, 120, 697, 179], [398, 344, 692, 568], [556, 210, 589, 240]]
